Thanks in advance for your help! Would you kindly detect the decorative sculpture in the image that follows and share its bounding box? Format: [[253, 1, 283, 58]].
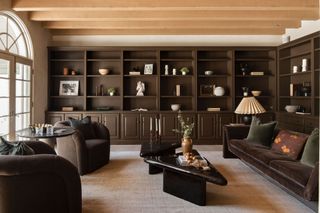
[[136, 81, 145, 96]]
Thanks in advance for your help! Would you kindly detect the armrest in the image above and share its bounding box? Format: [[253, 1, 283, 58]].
[[93, 122, 110, 141], [304, 162, 319, 201], [222, 125, 250, 158], [0, 155, 81, 213], [23, 141, 56, 155]]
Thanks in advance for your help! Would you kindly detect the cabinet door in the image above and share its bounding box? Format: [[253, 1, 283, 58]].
[[216, 113, 235, 139], [197, 113, 215, 139], [121, 113, 140, 139], [102, 113, 120, 139], [140, 113, 158, 140], [83, 113, 102, 123], [46, 113, 64, 125], [304, 117, 319, 134], [65, 113, 82, 120], [160, 113, 178, 141]]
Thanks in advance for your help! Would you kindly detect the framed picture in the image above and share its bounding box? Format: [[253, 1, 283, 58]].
[[200, 85, 214, 96], [59, 80, 79, 96], [144, 64, 153, 75]]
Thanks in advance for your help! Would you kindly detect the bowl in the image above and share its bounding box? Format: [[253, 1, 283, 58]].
[[285, 105, 299, 113], [171, 104, 181, 111], [204, 70, 214, 75], [99, 68, 109, 75], [251, 90, 262, 96]]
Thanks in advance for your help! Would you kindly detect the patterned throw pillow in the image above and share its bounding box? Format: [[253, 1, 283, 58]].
[[271, 130, 309, 160], [0, 137, 35, 155]]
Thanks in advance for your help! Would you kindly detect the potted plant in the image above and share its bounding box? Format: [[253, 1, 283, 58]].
[[180, 67, 190, 75], [173, 112, 195, 154], [107, 87, 116, 96]]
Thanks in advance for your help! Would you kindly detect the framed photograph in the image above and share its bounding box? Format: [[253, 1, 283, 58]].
[[144, 64, 153, 75], [200, 85, 214, 96], [59, 80, 79, 96]]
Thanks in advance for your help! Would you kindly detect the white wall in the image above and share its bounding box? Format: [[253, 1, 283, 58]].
[[0, 0, 51, 123], [283, 20, 320, 42]]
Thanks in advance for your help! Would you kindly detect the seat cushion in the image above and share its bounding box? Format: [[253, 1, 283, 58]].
[[248, 148, 296, 165], [300, 128, 319, 167], [246, 116, 277, 147], [270, 160, 313, 186], [271, 130, 308, 160], [68, 116, 96, 139]]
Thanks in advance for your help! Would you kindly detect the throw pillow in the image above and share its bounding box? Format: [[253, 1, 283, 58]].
[[300, 128, 319, 167], [0, 137, 35, 155], [68, 116, 96, 139], [246, 116, 278, 147], [271, 130, 309, 160]]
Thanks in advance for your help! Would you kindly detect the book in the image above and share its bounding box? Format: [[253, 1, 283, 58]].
[[129, 71, 141, 75], [207, 107, 221, 112], [250, 71, 264, 76], [177, 155, 189, 166], [295, 112, 311, 115], [62, 106, 74, 112]]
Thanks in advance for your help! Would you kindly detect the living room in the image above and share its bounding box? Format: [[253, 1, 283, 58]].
[[0, 0, 319, 213]]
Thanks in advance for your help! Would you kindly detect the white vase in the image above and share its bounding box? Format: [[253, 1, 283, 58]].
[[182, 71, 187, 75], [214, 87, 225, 96], [110, 92, 114, 96]]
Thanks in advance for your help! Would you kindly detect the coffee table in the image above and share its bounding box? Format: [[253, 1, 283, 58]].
[[144, 150, 228, 206], [140, 141, 181, 174]]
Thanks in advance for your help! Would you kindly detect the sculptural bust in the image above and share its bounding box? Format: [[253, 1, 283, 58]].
[[136, 81, 145, 96]]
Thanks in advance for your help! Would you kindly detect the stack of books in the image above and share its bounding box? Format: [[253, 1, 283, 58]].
[[250, 71, 264, 76]]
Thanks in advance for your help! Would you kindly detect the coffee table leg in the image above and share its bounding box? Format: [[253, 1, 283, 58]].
[[163, 169, 206, 206]]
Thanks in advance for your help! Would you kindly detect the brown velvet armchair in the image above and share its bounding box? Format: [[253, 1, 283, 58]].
[[0, 141, 81, 213], [54, 121, 110, 175]]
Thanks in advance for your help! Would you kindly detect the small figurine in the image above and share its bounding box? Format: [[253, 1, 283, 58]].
[[165, 65, 169, 75], [136, 81, 145, 96]]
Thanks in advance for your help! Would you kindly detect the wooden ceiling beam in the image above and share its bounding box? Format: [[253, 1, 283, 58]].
[[43, 20, 300, 30], [50, 28, 285, 35], [30, 10, 319, 21], [13, 0, 319, 11]]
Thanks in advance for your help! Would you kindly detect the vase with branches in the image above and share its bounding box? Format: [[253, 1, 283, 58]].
[[173, 112, 195, 154]]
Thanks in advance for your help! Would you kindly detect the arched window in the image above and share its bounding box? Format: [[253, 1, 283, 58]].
[[0, 11, 33, 139]]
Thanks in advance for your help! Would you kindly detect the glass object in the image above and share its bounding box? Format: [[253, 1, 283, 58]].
[[47, 125, 54, 135]]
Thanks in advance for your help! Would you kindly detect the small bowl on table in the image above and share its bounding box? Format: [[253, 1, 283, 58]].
[[285, 105, 299, 113], [251, 90, 262, 96]]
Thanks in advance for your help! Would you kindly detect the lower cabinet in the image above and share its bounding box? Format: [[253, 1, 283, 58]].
[[46, 112, 64, 125], [276, 112, 318, 134], [102, 113, 120, 139], [121, 113, 140, 140]]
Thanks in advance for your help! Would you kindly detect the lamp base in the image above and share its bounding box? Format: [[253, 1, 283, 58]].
[[242, 115, 252, 125]]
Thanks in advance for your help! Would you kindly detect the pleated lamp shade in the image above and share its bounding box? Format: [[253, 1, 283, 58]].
[[235, 97, 266, 114]]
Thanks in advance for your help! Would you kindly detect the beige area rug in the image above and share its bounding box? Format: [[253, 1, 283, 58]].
[[81, 145, 313, 213]]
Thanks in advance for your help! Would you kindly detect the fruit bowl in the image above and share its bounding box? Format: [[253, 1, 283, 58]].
[[99, 68, 109, 75], [251, 90, 262, 96], [285, 105, 299, 113], [204, 70, 214, 75], [171, 104, 181, 111]]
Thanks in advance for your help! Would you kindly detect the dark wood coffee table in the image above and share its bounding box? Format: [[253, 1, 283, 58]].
[[144, 150, 227, 206], [140, 141, 181, 174]]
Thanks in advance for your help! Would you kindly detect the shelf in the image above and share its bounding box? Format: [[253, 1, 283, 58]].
[[160, 75, 193, 77], [279, 71, 312, 77], [198, 58, 229, 62], [87, 96, 120, 98], [50, 96, 84, 98], [51, 75, 84, 78], [236, 96, 272, 98], [123, 59, 156, 62], [161, 96, 193, 98], [50, 59, 84, 62], [124, 96, 157, 98], [87, 75, 121, 77], [198, 75, 228, 78], [235, 74, 272, 78], [314, 48, 320, 52], [315, 68, 320, 72], [87, 59, 121, 62], [235, 58, 274, 62], [160, 58, 193, 62], [123, 74, 157, 78], [279, 50, 311, 60], [198, 96, 230, 98], [279, 96, 312, 99]]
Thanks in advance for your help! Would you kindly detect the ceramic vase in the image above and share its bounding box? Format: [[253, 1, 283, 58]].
[[181, 138, 192, 155]]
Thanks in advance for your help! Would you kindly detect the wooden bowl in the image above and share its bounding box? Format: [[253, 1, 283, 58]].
[[251, 90, 262, 96], [99, 68, 109, 75]]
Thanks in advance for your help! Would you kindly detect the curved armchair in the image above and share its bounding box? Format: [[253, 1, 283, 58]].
[[0, 141, 81, 213], [55, 121, 110, 175]]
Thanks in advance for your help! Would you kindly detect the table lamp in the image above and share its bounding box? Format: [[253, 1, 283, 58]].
[[235, 97, 266, 125]]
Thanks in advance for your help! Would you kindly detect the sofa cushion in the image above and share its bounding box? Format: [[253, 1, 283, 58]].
[[229, 139, 269, 153], [249, 148, 296, 165], [0, 137, 35, 155], [271, 130, 309, 160], [300, 128, 319, 167], [270, 160, 313, 186], [246, 116, 277, 147], [68, 116, 96, 139]]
